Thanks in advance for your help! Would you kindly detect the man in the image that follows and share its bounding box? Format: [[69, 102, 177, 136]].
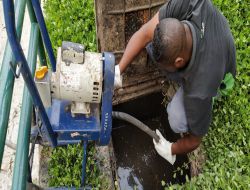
[[114, 0, 236, 165]]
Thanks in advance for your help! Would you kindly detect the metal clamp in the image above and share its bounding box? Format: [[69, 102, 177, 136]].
[[9, 61, 22, 78]]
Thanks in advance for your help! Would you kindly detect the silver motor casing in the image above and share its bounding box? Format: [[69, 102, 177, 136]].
[[51, 47, 103, 105], [35, 42, 103, 115]]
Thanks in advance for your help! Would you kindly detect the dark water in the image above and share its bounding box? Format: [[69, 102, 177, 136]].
[[112, 93, 190, 190]]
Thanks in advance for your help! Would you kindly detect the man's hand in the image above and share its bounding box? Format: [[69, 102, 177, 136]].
[[153, 129, 176, 165], [114, 65, 122, 88]]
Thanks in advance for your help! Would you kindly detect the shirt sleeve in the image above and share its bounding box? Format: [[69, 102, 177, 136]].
[[183, 95, 213, 136], [158, 0, 190, 21]]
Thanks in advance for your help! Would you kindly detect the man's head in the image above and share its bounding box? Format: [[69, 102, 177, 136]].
[[152, 18, 189, 72]]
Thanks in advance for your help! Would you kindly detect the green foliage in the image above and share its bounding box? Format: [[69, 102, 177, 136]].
[[48, 143, 102, 188], [43, 0, 97, 52], [168, 0, 250, 189]]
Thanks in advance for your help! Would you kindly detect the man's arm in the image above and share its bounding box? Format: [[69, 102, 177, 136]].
[[119, 12, 159, 73], [171, 134, 202, 155]]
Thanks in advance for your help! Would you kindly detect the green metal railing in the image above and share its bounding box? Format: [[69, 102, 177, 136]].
[[0, 0, 47, 189]]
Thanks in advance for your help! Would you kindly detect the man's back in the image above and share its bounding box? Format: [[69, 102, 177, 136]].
[[159, 0, 236, 98]]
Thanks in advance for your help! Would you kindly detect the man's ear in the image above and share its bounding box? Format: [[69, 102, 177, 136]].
[[174, 57, 185, 69]]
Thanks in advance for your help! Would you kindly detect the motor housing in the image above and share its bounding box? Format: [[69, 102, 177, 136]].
[[51, 47, 103, 104], [36, 41, 103, 115]]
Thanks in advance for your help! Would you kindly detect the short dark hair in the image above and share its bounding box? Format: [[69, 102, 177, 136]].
[[152, 18, 185, 65]]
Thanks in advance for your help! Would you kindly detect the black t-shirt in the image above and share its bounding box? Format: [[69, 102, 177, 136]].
[[159, 0, 236, 136]]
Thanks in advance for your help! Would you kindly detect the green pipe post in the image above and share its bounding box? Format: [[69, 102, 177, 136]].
[[27, 0, 47, 66], [11, 23, 39, 190], [0, 0, 27, 167], [37, 33, 47, 66]]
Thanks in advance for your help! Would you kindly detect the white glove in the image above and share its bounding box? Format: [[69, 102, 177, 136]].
[[153, 129, 176, 165], [114, 65, 122, 88]]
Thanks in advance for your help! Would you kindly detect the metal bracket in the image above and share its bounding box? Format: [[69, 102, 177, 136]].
[[98, 52, 115, 145], [61, 41, 85, 65], [9, 61, 22, 78]]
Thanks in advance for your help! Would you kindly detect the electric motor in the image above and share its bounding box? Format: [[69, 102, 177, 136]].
[[51, 47, 103, 103], [35, 41, 104, 115]]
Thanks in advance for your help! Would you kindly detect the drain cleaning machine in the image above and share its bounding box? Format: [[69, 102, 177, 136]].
[[3, 0, 114, 187]]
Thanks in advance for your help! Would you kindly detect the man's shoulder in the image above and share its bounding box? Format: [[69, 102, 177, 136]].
[[159, 0, 214, 21]]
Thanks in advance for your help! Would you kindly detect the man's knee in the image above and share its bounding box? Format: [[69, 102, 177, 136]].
[[167, 87, 188, 133], [167, 105, 188, 133]]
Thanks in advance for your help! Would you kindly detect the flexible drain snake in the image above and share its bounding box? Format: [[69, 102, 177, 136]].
[[112, 111, 160, 143]]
